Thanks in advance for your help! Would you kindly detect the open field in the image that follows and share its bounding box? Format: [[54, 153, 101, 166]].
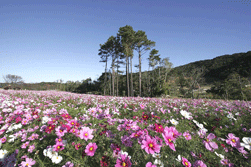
[[0, 90, 250, 167]]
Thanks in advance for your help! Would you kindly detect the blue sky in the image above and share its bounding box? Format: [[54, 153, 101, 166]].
[[0, 0, 250, 83]]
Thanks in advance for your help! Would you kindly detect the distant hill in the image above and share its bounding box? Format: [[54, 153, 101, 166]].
[[169, 51, 251, 84]]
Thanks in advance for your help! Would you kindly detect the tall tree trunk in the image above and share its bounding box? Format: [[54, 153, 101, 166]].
[[147, 65, 150, 97], [112, 56, 115, 96], [139, 50, 142, 97], [112, 67, 115, 96], [104, 57, 108, 95], [130, 56, 134, 96], [126, 55, 130, 97], [116, 61, 119, 96]]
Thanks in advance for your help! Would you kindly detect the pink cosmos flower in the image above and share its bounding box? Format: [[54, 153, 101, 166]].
[[79, 127, 94, 141], [140, 104, 145, 110], [164, 126, 182, 138], [203, 133, 218, 151], [193, 160, 207, 167], [55, 138, 63, 143], [115, 154, 132, 167], [146, 162, 157, 167], [182, 157, 191, 167], [85, 142, 98, 156], [55, 126, 67, 138], [70, 128, 79, 135], [226, 133, 240, 148], [28, 144, 35, 153], [21, 119, 29, 125], [183, 132, 192, 140], [28, 133, 39, 141], [162, 132, 176, 151], [0, 137, 6, 143], [20, 157, 36, 167], [21, 141, 30, 149], [62, 161, 74, 167], [68, 119, 77, 127], [141, 135, 161, 154]]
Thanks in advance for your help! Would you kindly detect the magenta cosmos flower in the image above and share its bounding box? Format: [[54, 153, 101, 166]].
[[115, 154, 132, 167], [85, 142, 98, 156], [203, 133, 218, 152], [162, 132, 176, 151], [182, 157, 191, 167], [141, 135, 161, 154], [20, 157, 36, 167], [226, 133, 240, 148], [154, 123, 164, 133], [79, 127, 94, 141], [53, 142, 65, 152], [146, 162, 157, 167], [193, 160, 207, 167]]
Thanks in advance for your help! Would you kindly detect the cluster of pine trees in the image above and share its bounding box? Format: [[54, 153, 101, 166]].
[[98, 25, 172, 97]]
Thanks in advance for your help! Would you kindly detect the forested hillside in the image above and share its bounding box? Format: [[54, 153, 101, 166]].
[[169, 51, 251, 84]]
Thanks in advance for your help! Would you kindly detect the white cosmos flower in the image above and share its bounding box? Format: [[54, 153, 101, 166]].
[[215, 152, 224, 159], [227, 113, 236, 121], [42, 116, 50, 124], [175, 155, 181, 162], [240, 137, 251, 151], [180, 110, 193, 119], [46, 148, 58, 159], [154, 159, 164, 167], [8, 134, 16, 142], [14, 123, 22, 129], [170, 119, 178, 125], [51, 155, 63, 164], [152, 153, 161, 159], [0, 149, 8, 160]]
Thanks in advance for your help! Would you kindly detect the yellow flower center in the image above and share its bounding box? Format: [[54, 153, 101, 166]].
[[149, 143, 153, 148], [231, 139, 235, 143], [85, 133, 88, 136], [90, 147, 93, 151], [59, 139, 61, 142], [122, 162, 126, 166], [168, 139, 172, 142], [185, 162, 188, 166], [159, 126, 161, 129]]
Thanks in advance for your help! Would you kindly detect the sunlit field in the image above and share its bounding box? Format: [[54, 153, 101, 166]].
[[0, 90, 250, 167]]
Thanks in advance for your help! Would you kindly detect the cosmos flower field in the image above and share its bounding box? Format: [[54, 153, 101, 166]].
[[0, 90, 250, 167]]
